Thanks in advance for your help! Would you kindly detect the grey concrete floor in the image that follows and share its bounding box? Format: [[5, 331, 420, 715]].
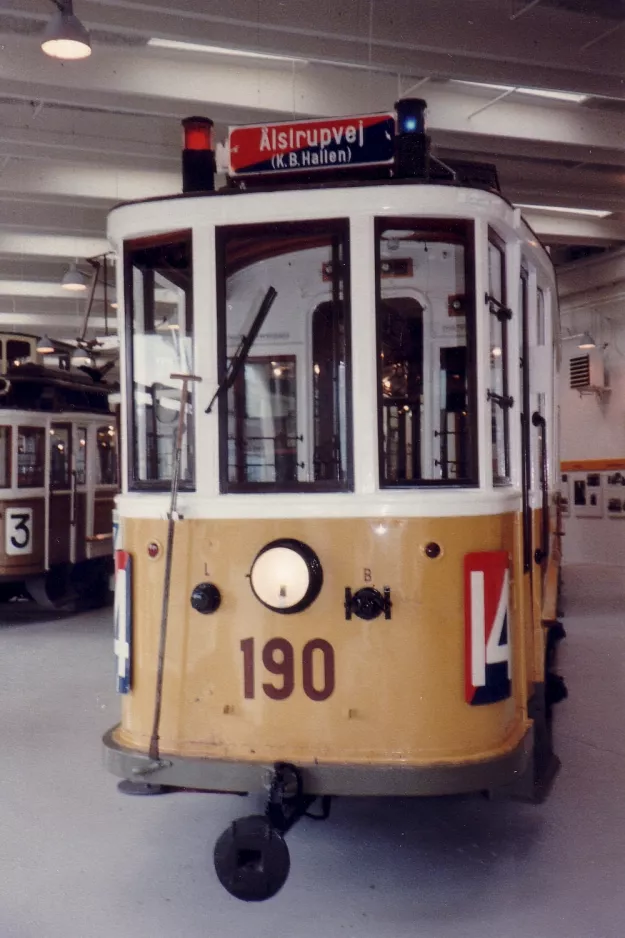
[[1, 565, 624, 938]]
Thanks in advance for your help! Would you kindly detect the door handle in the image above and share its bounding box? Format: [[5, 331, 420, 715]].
[[531, 411, 549, 566]]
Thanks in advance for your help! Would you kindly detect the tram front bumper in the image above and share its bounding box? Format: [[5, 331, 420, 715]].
[[102, 725, 534, 797]]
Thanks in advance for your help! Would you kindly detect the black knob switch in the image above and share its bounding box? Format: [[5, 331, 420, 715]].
[[191, 583, 221, 614], [345, 586, 392, 621]]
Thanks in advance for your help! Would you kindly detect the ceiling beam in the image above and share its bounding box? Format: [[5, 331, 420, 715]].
[[525, 212, 625, 246], [0, 232, 110, 259], [0, 159, 178, 205], [0, 126, 178, 167], [557, 247, 625, 297], [0, 311, 112, 334], [0, 39, 622, 161], [4, 0, 625, 98]]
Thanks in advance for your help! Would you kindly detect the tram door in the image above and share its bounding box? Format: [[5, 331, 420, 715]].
[[48, 422, 72, 566], [73, 424, 88, 563]]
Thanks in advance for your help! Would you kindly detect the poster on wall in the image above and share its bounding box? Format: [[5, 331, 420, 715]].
[[605, 470, 625, 518], [572, 472, 603, 518]]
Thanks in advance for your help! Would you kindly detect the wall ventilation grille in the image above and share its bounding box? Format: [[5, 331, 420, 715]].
[[570, 354, 590, 389]]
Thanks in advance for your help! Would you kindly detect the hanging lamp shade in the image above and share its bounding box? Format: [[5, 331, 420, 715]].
[[62, 262, 87, 292], [41, 1, 91, 60], [36, 335, 56, 354], [71, 346, 95, 368], [578, 332, 596, 349]]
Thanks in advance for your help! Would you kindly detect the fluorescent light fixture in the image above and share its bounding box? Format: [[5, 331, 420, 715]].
[[516, 203, 612, 219], [41, 0, 91, 60], [148, 37, 308, 65], [454, 80, 587, 104]]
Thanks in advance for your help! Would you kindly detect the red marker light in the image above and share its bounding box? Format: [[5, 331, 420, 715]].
[[182, 117, 213, 151], [181, 116, 215, 193], [147, 541, 160, 559]]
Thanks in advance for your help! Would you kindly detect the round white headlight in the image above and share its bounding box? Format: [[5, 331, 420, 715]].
[[249, 539, 323, 614]]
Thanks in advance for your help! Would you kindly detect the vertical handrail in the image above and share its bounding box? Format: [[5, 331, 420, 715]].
[[148, 372, 202, 763], [532, 411, 549, 565]]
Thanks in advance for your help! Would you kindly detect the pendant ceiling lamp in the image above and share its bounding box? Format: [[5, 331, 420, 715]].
[[41, 0, 92, 61], [36, 334, 56, 354], [61, 261, 87, 292], [71, 345, 96, 368], [578, 332, 596, 349]]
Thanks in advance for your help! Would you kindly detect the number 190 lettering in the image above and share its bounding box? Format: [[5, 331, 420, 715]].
[[240, 637, 335, 702]]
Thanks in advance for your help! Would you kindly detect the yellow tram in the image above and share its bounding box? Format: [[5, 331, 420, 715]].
[[0, 333, 118, 607], [103, 101, 565, 900]]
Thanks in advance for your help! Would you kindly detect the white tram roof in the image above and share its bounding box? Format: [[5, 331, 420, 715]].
[[108, 182, 554, 283]]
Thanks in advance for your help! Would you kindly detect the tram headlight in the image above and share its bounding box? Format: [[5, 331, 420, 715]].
[[249, 539, 323, 615]]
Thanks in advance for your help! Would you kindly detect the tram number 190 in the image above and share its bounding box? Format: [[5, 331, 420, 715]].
[[240, 637, 335, 702]]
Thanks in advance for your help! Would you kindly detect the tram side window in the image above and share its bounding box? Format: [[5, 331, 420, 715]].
[[376, 219, 477, 486], [125, 233, 194, 491], [217, 219, 352, 492], [537, 287, 546, 347], [96, 425, 118, 485], [0, 427, 10, 487], [6, 339, 32, 366], [49, 426, 71, 489], [488, 233, 511, 485], [17, 427, 45, 487]]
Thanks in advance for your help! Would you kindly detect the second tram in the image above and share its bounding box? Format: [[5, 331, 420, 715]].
[[0, 335, 118, 606]]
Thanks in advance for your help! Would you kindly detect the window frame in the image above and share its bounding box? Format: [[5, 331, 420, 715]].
[[124, 230, 194, 493], [487, 227, 512, 486], [17, 426, 45, 489], [215, 217, 354, 495], [75, 425, 88, 487], [0, 425, 11, 488], [520, 264, 532, 573], [536, 286, 546, 348], [374, 217, 479, 488], [49, 422, 72, 491], [96, 423, 119, 487]]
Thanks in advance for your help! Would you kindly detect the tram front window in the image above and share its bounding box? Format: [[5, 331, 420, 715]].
[[217, 220, 352, 492], [376, 219, 477, 486], [125, 233, 194, 491]]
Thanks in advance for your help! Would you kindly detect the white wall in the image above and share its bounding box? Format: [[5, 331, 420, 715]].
[[558, 248, 625, 565]]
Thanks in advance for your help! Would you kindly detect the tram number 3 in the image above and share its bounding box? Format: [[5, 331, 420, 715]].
[[240, 637, 335, 702], [5, 508, 33, 556]]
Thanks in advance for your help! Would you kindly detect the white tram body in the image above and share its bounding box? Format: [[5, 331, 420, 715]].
[[103, 104, 564, 899]]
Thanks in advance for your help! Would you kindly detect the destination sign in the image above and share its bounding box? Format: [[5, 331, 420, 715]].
[[229, 112, 395, 176]]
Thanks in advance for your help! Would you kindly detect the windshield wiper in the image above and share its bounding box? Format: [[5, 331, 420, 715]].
[[205, 285, 278, 414]]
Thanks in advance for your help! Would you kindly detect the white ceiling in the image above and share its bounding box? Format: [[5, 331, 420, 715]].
[[0, 0, 624, 338]]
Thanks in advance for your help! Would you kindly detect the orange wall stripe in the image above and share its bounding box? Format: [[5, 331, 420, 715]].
[[561, 458, 625, 472]]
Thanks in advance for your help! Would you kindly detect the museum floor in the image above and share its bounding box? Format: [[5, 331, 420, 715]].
[[1, 563, 623, 938]]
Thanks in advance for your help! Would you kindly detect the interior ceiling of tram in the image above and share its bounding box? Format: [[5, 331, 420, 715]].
[[0, 0, 623, 340]]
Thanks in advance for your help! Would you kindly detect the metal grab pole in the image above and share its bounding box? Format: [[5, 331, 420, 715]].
[[148, 372, 201, 763]]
